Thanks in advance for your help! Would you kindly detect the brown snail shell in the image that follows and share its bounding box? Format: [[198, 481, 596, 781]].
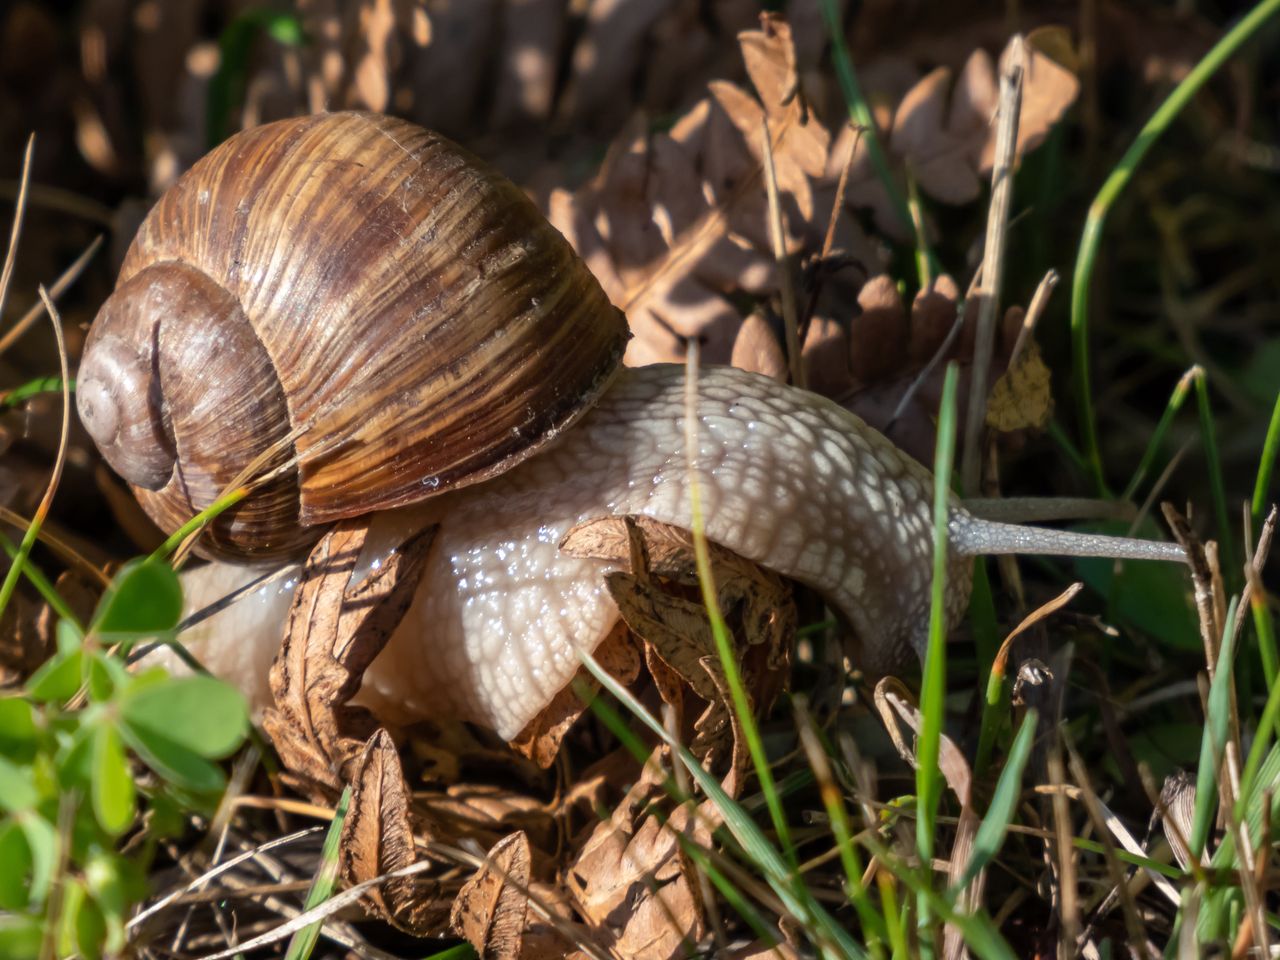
[[78, 112, 628, 561]]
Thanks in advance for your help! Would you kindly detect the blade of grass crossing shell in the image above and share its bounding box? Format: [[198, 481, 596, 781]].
[[1120, 366, 1196, 502], [282, 786, 351, 960], [579, 652, 869, 960], [1194, 372, 1236, 579], [1070, 0, 1280, 495], [682, 348, 796, 868], [1250, 389, 1280, 530], [0, 290, 70, 625], [917, 362, 960, 945], [148, 487, 251, 562], [1189, 597, 1240, 861], [952, 710, 1037, 895], [817, 0, 935, 283]]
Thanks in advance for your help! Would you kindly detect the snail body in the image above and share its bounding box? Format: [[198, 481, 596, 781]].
[[85, 113, 1187, 739], [173, 363, 1183, 739]]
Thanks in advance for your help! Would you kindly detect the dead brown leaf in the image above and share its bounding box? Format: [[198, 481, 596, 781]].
[[851, 273, 908, 381], [510, 624, 641, 769], [985, 338, 1053, 432], [451, 831, 533, 960], [730, 311, 787, 380], [263, 520, 434, 796], [567, 753, 711, 960], [909, 273, 961, 365], [565, 514, 791, 787], [343, 728, 448, 932]]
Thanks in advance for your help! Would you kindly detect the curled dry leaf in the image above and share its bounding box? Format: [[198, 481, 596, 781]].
[[563, 17, 834, 371], [425, 783, 557, 858], [564, 514, 793, 791], [343, 727, 449, 932], [1160, 769, 1197, 871], [451, 831, 533, 960], [510, 624, 641, 769], [263, 520, 435, 796]]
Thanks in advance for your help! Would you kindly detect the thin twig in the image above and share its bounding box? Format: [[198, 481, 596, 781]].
[[961, 37, 1024, 495], [0, 235, 104, 357], [1007, 268, 1059, 369], [0, 134, 34, 324]]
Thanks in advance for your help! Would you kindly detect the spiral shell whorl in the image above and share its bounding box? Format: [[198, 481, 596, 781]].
[[86, 111, 628, 559], [81, 261, 308, 560]]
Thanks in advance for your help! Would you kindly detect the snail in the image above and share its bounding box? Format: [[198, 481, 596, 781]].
[[81, 112, 1186, 740]]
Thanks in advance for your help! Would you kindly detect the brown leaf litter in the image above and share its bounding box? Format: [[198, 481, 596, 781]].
[[259, 511, 796, 954]]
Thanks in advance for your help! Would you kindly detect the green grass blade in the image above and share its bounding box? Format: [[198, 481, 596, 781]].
[[0, 531, 81, 630], [282, 786, 350, 960], [1120, 366, 1196, 502], [1194, 371, 1237, 578], [1189, 596, 1240, 860], [423, 945, 477, 960], [1250, 388, 1280, 528], [916, 362, 960, 943], [795, 700, 888, 958], [682, 360, 795, 868], [856, 832, 1017, 960], [1250, 585, 1279, 711], [971, 559, 1003, 777], [579, 652, 869, 960], [1, 377, 71, 409], [208, 10, 305, 147], [953, 710, 1037, 894], [817, 0, 934, 283], [676, 826, 786, 951], [1069, 0, 1280, 494], [149, 487, 251, 562]]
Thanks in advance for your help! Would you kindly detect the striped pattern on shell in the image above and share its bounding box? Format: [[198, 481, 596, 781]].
[[79, 112, 627, 560]]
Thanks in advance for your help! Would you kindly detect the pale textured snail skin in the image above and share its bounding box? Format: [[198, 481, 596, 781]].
[[168, 364, 1185, 740]]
